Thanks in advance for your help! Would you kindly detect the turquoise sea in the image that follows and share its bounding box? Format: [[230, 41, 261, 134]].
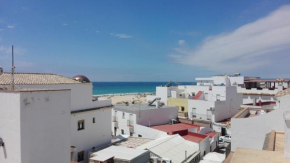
[[92, 82, 196, 95]]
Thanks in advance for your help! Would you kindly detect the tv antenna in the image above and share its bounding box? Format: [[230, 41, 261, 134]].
[[11, 45, 15, 91]]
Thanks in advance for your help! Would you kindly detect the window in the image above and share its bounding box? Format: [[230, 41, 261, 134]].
[[204, 151, 206, 156], [181, 106, 185, 112], [192, 108, 196, 118], [122, 112, 125, 118], [92, 117, 95, 123], [78, 120, 85, 131], [138, 134, 142, 137], [210, 146, 212, 152], [205, 93, 208, 100], [121, 129, 124, 135], [130, 132, 133, 136], [77, 151, 84, 162], [216, 94, 220, 101]]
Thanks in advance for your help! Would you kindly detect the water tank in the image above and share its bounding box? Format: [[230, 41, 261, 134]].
[[72, 75, 90, 83], [0, 66, 3, 75]]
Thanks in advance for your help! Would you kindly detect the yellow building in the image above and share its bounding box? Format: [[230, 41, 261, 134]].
[[167, 98, 188, 114]]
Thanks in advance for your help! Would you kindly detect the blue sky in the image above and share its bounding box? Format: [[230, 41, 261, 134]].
[[0, 0, 290, 81]]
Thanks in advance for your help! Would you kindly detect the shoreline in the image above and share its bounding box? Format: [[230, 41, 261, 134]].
[[94, 92, 155, 97]]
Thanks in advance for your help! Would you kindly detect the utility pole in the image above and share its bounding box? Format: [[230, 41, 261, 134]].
[[11, 45, 15, 91]]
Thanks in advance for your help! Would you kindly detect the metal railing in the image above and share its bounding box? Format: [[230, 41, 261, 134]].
[[112, 116, 118, 122], [192, 113, 212, 120], [127, 120, 134, 127]]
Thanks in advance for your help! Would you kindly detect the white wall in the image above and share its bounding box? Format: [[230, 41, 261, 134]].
[[136, 107, 178, 126], [188, 100, 215, 120], [0, 90, 71, 163], [156, 87, 176, 105], [112, 106, 178, 139], [134, 125, 168, 139], [112, 110, 137, 136], [71, 108, 112, 163], [188, 86, 242, 122], [231, 95, 290, 151], [228, 76, 244, 86], [10, 84, 111, 111], [20, 90, 71, 163], [0, 92, 21, 163], [199, 137, 210, 158]]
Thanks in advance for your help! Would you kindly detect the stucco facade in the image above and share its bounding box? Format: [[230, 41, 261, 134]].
[[0, 90, 71, 163], [168, 98, 188, 113], [231, 94, 290, 151]]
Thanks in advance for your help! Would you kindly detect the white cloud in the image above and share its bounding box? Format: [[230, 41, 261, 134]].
[[62, 23, 68, 26], [0, 29, 3, 31], [95, 30, 100, 33], [7, 25, 15, 29], [110, 33, 133, 39], [170, 30, 198, 37], [178, 40, 186, 46], [170, 5, 290, 73]]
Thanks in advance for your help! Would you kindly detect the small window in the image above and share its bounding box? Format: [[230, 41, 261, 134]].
[[77, 151, 84, 162], [204, 151, 206, 156], [130, 132, 133, 136], [121, 129, 124, 135], [181, 107, 185, 112], [78, 120, 85, 131], [93, 117, 95, 123], [138, 134, 142, 137], [122, 112, 125, 118]]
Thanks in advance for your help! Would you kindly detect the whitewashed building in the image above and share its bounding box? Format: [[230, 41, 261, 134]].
[[137, 135, 200, 163], [147, 75, 243, 123], [112, 103, 178, 139], [231, 88, 290, 152], [0, 89, 71, 163], [0, 72, 113, 163]]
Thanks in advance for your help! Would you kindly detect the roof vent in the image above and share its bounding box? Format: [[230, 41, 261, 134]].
[[0, 66, 3, 75]]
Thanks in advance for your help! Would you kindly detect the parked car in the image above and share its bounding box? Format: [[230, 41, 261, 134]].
[[219, 135, 231, 142]]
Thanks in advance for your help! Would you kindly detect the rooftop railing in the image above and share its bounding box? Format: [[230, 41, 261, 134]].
[[192, 113, 212, 120]]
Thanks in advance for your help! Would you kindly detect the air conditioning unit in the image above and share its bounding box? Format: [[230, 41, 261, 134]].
[[160, 158, 171, 163], [150, 157, 158, 163], [210, 107, 215, 111]]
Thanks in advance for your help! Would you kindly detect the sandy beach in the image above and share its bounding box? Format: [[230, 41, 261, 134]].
[[97, 93, 153, 104]]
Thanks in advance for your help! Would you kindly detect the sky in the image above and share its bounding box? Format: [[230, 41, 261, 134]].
[[0, 0, 290, 81]]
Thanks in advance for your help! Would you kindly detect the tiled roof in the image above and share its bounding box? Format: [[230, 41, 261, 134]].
[[151, 123, 200, 134], [0, 72, 90, 85], [275, 88, 290, 97]]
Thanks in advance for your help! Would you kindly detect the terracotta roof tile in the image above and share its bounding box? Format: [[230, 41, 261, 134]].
[[0, 72, 90, 85]]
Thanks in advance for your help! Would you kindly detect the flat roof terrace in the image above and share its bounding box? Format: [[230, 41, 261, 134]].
[[113, 103, 176, 113], [151, 123, 200, 135]]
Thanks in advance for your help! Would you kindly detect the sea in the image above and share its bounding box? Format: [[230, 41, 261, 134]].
[[92, 82, 196, 95]]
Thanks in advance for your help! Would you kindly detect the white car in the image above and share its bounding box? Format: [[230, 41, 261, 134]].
[[219, 135, 231, 142]]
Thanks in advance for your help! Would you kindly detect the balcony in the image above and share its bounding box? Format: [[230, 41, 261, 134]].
[[112, 116, 118, 128], [127, 120, 134, 127], [112, 116, 118, 122]]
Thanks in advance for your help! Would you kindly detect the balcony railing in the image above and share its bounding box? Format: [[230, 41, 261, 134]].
[[127, 120, 134, 127], [112, 116, 118, 122], [192, 113, 212, 120]]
